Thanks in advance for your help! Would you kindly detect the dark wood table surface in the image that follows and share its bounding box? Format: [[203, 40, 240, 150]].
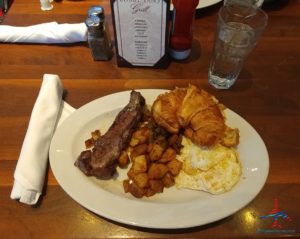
[[0, 0, 299, 238]]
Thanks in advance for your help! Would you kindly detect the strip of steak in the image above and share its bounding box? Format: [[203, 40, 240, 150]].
[[75, 90, 145, 179]]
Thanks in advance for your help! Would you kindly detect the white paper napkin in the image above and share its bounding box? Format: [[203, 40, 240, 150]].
[[10, 74, 75, 205], [0, 22, 88, 44]]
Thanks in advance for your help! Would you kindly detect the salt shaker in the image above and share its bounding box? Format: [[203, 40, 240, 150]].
[[88, 5, 104, 17], [88, 6, 112, 48], [85, 15, 112, 61]]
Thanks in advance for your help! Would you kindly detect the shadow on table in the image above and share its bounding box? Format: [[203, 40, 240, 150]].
[[262, 0, 290, 12], [170, 39, 202, 64], [94, 210, 233, 234], [195, 2, 223, 19], [193, 0, 292, 18], [229, 68, 254, 92]]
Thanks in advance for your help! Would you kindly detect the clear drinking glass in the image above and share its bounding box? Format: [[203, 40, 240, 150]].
[[208, 4, 268, 89]]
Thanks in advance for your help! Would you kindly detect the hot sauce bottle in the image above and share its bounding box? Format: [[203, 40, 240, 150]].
[[169, 0, 199, 60]]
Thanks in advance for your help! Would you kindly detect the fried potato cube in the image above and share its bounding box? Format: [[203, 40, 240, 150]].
[[145, 188, 156, 197], [133, 173, 149, 188], [156, 136, 169, 149], [132, 155, 148, 174], [162, 172, 175, 188], [128, 181, 145, 198], [148, 163, 168, 179], [169, 134, 183, 154], [85, 138, 94, 149], [149, 179, 164, 193], [126, 146, 135, 156], [148, 143, 165, 161], [158, 147, 176, 163], [129, 138, 139, 147], [147, 143, 153, 153], [127, 167, 135, 180], [130, 144, 148, 158], [221, 127, 240, 147], [118, 151, 129, 168], [91, 129, 101, 140], [167, 159, 183, 176], [123, 179, 130, 193], [132, 128, 150, 145], [168, 134, 179, 146]]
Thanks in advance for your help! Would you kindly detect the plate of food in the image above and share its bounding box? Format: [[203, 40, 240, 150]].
[[49, 85, 269, 229]]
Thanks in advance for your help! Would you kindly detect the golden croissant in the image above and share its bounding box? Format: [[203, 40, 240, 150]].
[[151, 85, 239, 147]]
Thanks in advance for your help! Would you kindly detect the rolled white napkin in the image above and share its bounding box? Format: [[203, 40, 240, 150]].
[[0, 22, 88, 44], [10, 74, 75, 205]]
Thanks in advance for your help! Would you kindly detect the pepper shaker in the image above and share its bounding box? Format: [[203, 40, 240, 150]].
[[85, 14, 112, 61], [88, 6, 112, 49]]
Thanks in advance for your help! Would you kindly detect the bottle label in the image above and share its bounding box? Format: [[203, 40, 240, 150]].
[[113, 0, 167, 66]]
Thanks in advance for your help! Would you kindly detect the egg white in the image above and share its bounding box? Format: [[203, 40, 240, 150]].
[[175, 137, 242, 194]]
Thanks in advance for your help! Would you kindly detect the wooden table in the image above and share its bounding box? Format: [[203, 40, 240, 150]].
[[0, 0, 299, 238]]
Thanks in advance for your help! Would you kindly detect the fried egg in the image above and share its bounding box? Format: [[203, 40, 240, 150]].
[[175, 137, 242, 194]]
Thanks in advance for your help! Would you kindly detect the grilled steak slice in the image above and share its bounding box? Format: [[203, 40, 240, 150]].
[[75, 90, 145, 179]]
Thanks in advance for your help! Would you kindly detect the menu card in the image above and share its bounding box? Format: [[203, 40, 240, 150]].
[[110, 0, 170, 68]]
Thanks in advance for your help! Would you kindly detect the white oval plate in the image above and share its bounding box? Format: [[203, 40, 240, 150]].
[[49, 89, 269, 229], [171, 0, 222, 10]]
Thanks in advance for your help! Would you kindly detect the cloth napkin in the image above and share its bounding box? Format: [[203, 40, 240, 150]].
[[10, 74, 75, 205], [0, 22, 87, 44]]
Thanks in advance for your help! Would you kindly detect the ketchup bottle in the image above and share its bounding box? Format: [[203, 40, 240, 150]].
[[169, 0, 199, 60]]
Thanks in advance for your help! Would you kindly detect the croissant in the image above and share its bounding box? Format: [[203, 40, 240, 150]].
[[152, 87, 186, 133], [177, 85, 217, 127], [151, 85, 238, 147], [185, 104, 226, 146]]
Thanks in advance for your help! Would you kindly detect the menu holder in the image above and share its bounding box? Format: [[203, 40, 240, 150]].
[[110, 0, 171, 68]]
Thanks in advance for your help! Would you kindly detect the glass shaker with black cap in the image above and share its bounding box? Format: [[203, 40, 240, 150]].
[[85, 6, 113, 61]]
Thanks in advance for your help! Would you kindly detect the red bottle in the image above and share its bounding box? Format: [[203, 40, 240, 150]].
[[170, 0, 199, 60]]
